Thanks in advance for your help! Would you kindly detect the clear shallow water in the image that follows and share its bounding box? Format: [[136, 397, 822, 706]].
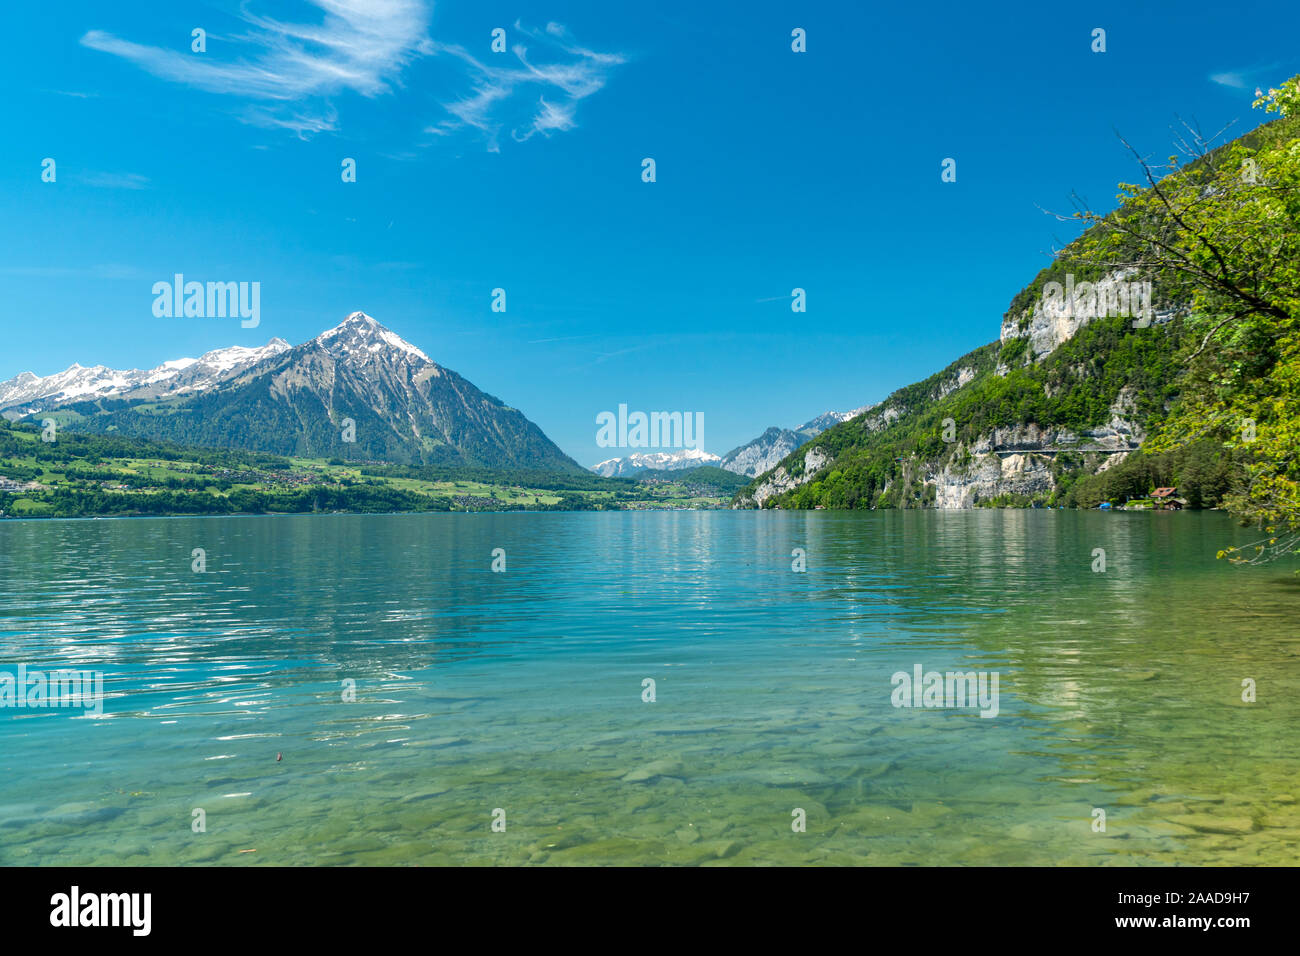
[[0, 510, 1297, 866]]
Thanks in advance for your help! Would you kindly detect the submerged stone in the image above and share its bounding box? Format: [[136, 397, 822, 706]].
[[622, 758, 684, 783], [1165, 813, 1256, 835], [398, 787, 450, 803]]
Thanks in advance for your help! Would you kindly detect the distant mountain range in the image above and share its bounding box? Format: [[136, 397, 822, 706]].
[[6, 313, 878, 481], [2, 313, 581, 471], [589, 406, 874, 478], [591, 447, 722, 477], [0, 340, 291, 414], [716, 406, 874, 477]]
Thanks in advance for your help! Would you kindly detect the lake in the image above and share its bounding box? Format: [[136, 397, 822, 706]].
[[1, 510, 1296, 865]]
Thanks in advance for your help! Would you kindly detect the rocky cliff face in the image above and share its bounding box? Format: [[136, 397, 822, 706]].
[[744, 446, 831, 506], [740, 375, 1148, 509], [929, 387, 1143, 507], [719, 427, 804, 477], [720, 405, 875, 478], [735, 253, 1176, 510], [999, 267, 1182, 359]]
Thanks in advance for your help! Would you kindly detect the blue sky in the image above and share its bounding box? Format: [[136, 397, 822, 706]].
[[2, 0, 1297, 467]]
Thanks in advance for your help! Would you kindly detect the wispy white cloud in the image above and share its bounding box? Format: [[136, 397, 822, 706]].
[[80, 4, 623, 146], [1209, 63, 1282, 91], [427, 21, 625, 150], [75, 171, 150, 190], [528, 97, 576, 137], [81, 0, 433, 136], [241, 103, 339, 135], [1210, 72, 1248, 89]]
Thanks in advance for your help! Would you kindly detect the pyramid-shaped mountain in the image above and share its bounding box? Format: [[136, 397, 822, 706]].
[[59, 312, 581, 471]]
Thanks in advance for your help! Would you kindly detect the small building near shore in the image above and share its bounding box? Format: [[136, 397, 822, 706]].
[[1151, 487, 1184, 510]]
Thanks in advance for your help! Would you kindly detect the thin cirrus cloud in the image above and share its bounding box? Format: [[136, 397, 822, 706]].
[[80, 0, 433, 135], [79, 2, 624, 146], [1209, 63, 1283, 91], [1210, 72, 1248, 89], [74, 171, 151, 190], [427, 20, 626, 150]]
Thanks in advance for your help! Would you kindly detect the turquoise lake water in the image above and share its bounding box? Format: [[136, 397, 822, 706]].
[[0, 510, 1297, 865]]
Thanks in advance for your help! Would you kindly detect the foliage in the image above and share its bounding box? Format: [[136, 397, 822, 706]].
[[0, 420, 733, 518], [1071, 83, 1300, 562], [1063, 442, 1239, 509], [738, 81, 1300, 570]]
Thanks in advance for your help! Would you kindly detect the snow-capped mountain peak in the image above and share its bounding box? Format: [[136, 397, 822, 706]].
[[313, 312, 431, 363], [0, 337, 292, 414], [795, 404, 875, 436], [591, 447, 721, 477], [2, 312, 579, 471], [0, 313, 439, 417], [188, 339, 290, 374]]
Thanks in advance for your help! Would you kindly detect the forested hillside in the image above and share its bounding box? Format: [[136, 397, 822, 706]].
[[735, 79, 1300, 564]]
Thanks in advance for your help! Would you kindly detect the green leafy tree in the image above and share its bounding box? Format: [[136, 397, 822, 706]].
[[1070, 78, 1300, 564]]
